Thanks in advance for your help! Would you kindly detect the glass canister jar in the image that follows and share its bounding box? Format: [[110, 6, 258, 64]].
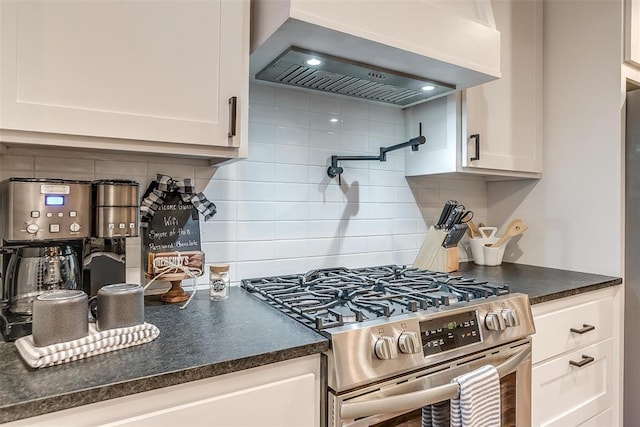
[[209, 264, 230, 300]]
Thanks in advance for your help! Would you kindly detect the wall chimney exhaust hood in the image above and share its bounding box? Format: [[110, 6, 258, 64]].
[[250, 0, 501, 107]]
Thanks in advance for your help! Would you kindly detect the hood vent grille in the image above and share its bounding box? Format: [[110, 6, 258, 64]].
[[256, 47, 456, 106]]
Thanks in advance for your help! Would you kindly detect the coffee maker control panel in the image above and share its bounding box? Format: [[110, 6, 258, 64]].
[[1, 179, 91, 241]]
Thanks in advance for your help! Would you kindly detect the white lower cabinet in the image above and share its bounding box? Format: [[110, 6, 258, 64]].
[[531, 287, 622, 427], [7, 354, 321, 427]]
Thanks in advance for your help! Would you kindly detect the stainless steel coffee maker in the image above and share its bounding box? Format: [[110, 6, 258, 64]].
[[0, 178, 91, 341]]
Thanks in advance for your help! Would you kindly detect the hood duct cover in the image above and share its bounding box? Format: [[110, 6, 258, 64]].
[[256, 47, 455, 106]]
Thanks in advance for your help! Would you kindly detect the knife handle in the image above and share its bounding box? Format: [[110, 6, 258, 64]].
[[435, 200, 457, 229], [443, 206, 465, 230]]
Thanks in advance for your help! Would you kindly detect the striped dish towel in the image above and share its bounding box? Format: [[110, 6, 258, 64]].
[[15, 323, 160, 368], [422, 401, 450, 427], [450, 365, 501, 427]]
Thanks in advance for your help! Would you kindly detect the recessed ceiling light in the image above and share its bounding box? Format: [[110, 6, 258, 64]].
[[306, 58, 322, 66], [422, 85, 436, 91], [330, 118, 339, 123]]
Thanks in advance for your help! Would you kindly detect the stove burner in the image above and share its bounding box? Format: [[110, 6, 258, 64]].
[[241, 265, 509, 330]]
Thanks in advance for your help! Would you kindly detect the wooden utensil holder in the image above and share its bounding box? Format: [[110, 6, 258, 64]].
[[414, 226, 459, 273]]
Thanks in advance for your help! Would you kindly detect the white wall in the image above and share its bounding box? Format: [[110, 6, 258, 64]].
[[487, 0, 624, 277], [0, 84, 489, 287]]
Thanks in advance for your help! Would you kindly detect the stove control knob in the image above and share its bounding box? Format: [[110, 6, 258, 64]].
[[485, 312, 506, 331], [26, 223, 39, 234], [374, 336, 398, 360], [398, 331, 421, 354], [501, 308, 520, 327]]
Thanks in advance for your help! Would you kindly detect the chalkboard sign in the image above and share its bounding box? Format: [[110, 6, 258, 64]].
[[142, 191, 201, 266]]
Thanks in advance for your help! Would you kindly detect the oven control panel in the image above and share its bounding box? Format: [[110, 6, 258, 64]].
[[419, 310, 481, 356]]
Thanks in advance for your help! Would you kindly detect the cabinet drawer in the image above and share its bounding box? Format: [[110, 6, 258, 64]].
[[532, 295, 613, 364], [531, 339, 613, 427]]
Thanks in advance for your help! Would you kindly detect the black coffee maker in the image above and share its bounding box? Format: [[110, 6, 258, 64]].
[[0, 178, 91, 341]]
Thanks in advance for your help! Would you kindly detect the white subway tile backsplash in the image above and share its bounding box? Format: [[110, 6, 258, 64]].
[[237, 241, 274, 261], [308, 238, 340, 256], [249, 84, 276, 105], [35, 157, 95, 174], [309, 112, 341, 132], [0, 83, 488, 286], [308, 220, 340, 239], [275, 125, 309, 147], [237, 181, 275, 201], [247, 141, 275, 162], [275, 144, 309, 165], [237, 221, 275, 241], [248, 122, 276, 144], [340, 236, 368, 254], [274, 221, 309, 239], [200, 178, 237, 201], [249, 103, 276, 124], [200, 220, 236, 242], [309, 130, 340, 150], [274, 201, 309, 221], [237, 161, 275, 183], [237, 201, 275, 221], [340, 219, 370, 237], [201, 241, 236, 263], [1, 155, 34, 173], [309, 96, 341, 115], [275, 164, 308, 184], [276, 107, 310, 128], [340, 98, 369, 118], [274, 239, 309, 259], [276, 88, 310, 110], [275, 183, 308, 202]]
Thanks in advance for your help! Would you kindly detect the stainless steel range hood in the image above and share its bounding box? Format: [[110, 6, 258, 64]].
[[251, 0, 501, 107]]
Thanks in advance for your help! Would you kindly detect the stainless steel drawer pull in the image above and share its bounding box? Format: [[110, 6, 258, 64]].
[[570, 324, 595, 334], [569, 354, 595, 368], [228, 96, 237, 137], [469, 134, 480, 161]]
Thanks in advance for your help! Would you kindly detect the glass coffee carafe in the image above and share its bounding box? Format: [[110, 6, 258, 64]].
[[6, 245, 81, 315]]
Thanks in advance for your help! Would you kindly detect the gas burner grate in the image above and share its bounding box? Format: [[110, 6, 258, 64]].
[[241, 265, 509, 330]]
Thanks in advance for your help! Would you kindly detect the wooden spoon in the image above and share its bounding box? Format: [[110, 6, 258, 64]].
[[466, 220, 481, 238], [485, 219, 528, 248]]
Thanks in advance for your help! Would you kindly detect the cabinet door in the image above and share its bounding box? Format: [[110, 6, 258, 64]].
[[0, 0, 246, 148], [462, 0, 542, 173], [626, 0, 640, 67], [531, 339, 613, 427]]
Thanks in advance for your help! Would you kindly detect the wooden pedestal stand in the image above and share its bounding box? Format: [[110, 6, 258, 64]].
[[145, 272, 192, 304]]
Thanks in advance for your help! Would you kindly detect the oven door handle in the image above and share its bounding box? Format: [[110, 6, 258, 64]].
[[340, 346, 530, 420]]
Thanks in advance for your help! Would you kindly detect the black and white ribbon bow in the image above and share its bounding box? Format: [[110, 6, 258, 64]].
[[140, 174, 217, 227]]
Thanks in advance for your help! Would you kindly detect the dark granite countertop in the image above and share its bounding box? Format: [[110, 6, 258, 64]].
[[0, 286, 329, 424], [0, 262, 622, 423], [457, 262, 622, 304]]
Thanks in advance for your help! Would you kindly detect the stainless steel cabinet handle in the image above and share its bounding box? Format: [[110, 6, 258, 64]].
[[469, 134, 480, 161], [228, 96, 237, 137], [569, 354, 595, 368], [570, 324, 595, 334]]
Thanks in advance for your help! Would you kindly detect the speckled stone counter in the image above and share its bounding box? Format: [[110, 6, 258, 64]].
[[0, 262, 622, 423], [457, 262, 622, 304], [0, 286, 328, 424]]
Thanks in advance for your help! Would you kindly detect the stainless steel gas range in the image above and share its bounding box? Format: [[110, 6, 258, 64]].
[[242, 265, 535, 427]]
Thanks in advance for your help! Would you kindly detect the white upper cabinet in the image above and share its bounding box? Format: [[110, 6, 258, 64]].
[[0, 0, 249, 162], [405, 0, 543, 178], [626, 0, 640, 68]]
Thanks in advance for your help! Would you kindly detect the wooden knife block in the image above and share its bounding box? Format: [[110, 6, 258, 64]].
[[414, 226, 459, 273]]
